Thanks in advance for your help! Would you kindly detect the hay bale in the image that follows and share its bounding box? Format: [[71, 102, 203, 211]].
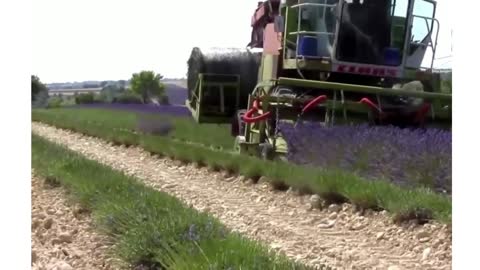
[[187, 47, 261, 108]]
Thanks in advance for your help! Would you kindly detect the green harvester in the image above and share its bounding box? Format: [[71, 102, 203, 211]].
[[186, 0, 451, 160]]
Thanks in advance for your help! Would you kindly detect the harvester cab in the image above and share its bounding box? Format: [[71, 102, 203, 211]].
[[186, 0, 452, 159]]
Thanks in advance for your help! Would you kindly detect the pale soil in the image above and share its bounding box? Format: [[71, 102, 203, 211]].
[[31, 172, 124, 270], [32, 122, 452, 270]]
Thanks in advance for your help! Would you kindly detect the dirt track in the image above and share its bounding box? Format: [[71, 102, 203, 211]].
[[32, 122, 452, 270], [31, 172, 123, 270]]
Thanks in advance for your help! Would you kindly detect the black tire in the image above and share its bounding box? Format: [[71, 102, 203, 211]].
[[260, 143, 275, 161], [233, 135, 245, 153]]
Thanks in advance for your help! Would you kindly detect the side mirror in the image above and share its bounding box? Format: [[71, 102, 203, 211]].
[[274, 15, 285, 33]]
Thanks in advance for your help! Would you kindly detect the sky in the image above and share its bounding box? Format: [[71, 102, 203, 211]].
[[33, 0, 453, 83]]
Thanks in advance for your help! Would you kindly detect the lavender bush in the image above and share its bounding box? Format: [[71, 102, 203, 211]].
[[279, 122, 452, 194], [136, 115, 174, 136]]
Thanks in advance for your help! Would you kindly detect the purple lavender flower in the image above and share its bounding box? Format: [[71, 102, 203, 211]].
[[280, 122, 451, 193], [188, 224, 200, 242]]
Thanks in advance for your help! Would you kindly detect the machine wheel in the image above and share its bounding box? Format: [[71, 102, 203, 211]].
[[259, 143, 289, 162], [259, 143, 275, 161], [233, 136, 245, 153], [275, 153, 289, 163]]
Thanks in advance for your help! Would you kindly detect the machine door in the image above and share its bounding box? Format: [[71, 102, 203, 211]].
[[405, 0, 438, 69], [335, 0, 410, 67]]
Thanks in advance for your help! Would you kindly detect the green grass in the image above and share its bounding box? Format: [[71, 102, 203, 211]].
[[32, 134, 313, 270], [32, 108, 452, 223], [32, 108, 234, 150]]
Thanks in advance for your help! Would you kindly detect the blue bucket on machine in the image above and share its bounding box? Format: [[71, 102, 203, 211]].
[[383, 47, 401, 66], [298, 36, 319, 58]]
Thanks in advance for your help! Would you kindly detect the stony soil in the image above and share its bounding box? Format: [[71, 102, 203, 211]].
[[31, 172, 123, 270], [32, 122, 452, 270]]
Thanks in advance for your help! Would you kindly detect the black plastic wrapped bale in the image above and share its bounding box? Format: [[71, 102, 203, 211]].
[[187, 47, 261, 114]]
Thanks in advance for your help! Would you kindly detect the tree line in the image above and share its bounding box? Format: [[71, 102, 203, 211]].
[[32, 71, 168, 107]]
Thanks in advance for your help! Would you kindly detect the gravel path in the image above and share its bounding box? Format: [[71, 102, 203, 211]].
[[32, 122, 452, 270], [31, 172, 123, 270]]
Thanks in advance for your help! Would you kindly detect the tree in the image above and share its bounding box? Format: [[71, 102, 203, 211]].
[[31, 75, 48, 102], [130, 71, 165, 103]]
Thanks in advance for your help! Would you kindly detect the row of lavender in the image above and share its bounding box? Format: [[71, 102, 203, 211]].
[[68, 101, 451, 194], [279, 122, 452, 194]]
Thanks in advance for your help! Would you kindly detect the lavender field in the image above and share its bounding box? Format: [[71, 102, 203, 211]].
[[33, 107, 452, 222], [53, 100, 453, 195], [73, 103, 192, 117], [280, 122, 452, 194], [70, 83, 189, 115]]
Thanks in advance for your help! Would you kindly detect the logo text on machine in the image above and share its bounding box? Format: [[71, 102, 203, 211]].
[[336, 64, 398, 77]]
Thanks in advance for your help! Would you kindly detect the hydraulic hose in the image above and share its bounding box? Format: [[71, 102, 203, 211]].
[[302, 95, 328, 114], [359, 97, 382, 113], [242, 99, 272, 123]]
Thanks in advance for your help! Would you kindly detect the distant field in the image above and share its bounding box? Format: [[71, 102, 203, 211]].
[[163, 79, 188, 88], [163, 84, 188, 105], [48, 88, 102, 96], [48, 80, 189, 103]]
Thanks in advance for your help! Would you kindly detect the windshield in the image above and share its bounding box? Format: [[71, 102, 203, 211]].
[[336, 0, 410, 66]]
